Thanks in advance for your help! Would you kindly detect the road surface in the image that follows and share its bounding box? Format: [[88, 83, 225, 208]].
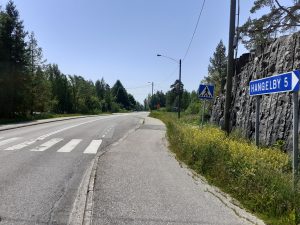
[[0, 113, 147, 225], [91, 117, 264, 225]]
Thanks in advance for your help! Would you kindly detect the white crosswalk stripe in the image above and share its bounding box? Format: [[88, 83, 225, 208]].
[[83, 140, 102, 154], [0, 137, 20, 147], [0, 137, 103, 154], [5, 140, 36, 151], [31, 138, 63, 152], [57, 139, 82, 153]]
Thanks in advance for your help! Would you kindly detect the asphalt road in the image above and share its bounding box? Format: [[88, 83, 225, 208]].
[[0, 112, 147, 225]]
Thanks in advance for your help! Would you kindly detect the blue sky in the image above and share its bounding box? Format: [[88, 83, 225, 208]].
[[3, 0, 257, 103]]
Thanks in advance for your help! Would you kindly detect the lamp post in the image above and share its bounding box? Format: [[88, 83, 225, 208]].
[[157, 54, 182, 119]]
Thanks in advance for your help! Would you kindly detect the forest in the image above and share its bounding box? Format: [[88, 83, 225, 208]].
[[0, 0, 228, 121], [0, 1, 144, 120]]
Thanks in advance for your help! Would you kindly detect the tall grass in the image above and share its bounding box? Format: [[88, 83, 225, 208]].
[[151, 111, 299, 225]]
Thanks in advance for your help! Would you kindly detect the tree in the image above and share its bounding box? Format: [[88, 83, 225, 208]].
[[95, 78, 106, 100], [111, 80, 130, 109], [31, 66, 51, 112], [46, 64, 72, 113], [128, 93, 136, 109], [165, 90, 177, 112], [103, 84, 113, 112], [203, 40, 227, 96], [149, 91, 166, 110], [0, 0, 30, 117], [239, 0, 300, 49], [27, 32, 47, 114]]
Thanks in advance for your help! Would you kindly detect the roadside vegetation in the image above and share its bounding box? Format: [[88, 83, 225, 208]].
[[151, 111, 299, 225]]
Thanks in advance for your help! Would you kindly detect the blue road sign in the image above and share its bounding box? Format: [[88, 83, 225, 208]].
[[198, 84, 214, 100], [249, 70, 300, 96]]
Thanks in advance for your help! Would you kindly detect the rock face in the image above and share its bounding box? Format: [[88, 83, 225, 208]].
[[211, 32, 300, 151]]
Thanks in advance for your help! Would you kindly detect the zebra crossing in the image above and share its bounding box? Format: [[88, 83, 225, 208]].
[[0, 136, 103, 154]]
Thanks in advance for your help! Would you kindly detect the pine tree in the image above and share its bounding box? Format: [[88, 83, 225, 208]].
[[28, 32, 47, 114], [0, 0, 30, 117], [111, 80, 130, 110], [203, 40, 227, 96], [240, 0, 300, 49]]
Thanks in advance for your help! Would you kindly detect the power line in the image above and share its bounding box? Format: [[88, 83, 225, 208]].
[[183, 0, 206, 61]]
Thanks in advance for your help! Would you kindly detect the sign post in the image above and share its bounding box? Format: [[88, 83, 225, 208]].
[[198, 84, 214, 128], [255, 96, 260, 146], [249, 70, 300, 222], [201, 100, 206, 128]]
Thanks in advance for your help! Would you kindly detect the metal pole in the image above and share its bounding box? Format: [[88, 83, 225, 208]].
[[151, 82, 154, 97], [293, 91, 299, 224], [255, 96, 260, 146], [224, 0, 236, 133], [178, 59, 182, 119], [152, 82, 154, 109], [201, 100, 206, 128], [293, 91, 299, 178]]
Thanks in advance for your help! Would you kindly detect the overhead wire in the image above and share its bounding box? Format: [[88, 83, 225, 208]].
[[156, 0, 206, 87], [183, 0, 206, 61]]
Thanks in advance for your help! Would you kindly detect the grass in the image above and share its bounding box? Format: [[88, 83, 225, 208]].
[[150, 111, 299, 225]]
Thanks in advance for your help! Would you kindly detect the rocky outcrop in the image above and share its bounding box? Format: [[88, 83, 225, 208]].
[[211, 32, 300, 151]]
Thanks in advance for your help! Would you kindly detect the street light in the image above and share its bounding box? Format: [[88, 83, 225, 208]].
[[157, 54, 182, 119]]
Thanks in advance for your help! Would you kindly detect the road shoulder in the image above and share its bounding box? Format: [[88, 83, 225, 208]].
[[90, 116, 265, 225]]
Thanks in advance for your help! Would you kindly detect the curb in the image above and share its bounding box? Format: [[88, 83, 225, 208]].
[[0, 115, 101, 132]]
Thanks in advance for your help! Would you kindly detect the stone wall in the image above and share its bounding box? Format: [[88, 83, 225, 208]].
[[211, 32, 300, 150]]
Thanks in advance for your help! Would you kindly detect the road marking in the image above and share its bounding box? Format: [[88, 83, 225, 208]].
[[57, 139, 82, 153], [5, 140, 36, 151], [4, 117, 108, 151], [0, 137, 20, 147], [36, 119, 104, 141], [83, 140, 102, 154], [31, 138, 63, 152]]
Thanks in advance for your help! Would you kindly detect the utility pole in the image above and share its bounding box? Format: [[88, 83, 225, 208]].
[[151, 82, 154, 109], [156, 54, 181, 118], [178, 59, 182, 119], [224, 0, 236, 133], [151, 82, 154, 98]]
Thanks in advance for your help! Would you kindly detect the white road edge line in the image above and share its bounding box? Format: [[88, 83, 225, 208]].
[[31, 138, 63, 152], [83, 140, 102, 154], [57, 139, 82, 153]]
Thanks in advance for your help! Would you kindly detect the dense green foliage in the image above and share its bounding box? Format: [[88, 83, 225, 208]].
[[151, 111, 299, 225], [203, 40, 227, 96], [0, 1, 143, 119]]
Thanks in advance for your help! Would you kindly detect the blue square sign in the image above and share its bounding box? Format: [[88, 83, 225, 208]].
[[198, 84, 214, 100]]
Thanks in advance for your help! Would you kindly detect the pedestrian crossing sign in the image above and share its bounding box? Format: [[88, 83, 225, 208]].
[[198, 84, 214, 100]]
